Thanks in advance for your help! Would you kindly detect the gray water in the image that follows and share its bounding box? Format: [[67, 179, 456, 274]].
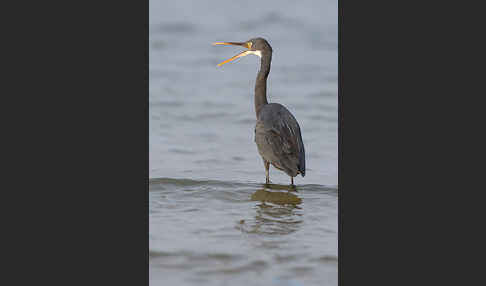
[[149, 0, 338, 285]]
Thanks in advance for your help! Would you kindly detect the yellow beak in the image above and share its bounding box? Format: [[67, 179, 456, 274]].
[[212, 42, 253, 67]]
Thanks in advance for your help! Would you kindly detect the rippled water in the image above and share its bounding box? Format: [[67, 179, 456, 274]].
[[150, 0, 337, 285], [150, 179, 337, 285]]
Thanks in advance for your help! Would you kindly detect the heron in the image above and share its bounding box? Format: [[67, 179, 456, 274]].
[[213, 37, 305, 186]]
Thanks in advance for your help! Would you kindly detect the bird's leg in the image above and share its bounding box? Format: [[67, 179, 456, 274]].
[[289, 177, 297, 191], [264, 161, 270, 184]]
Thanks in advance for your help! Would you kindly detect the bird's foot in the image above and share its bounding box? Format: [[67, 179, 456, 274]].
[[264, 179, 272, 187]]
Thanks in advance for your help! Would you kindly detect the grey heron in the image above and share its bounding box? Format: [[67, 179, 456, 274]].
[[213, 37, 306, 186]]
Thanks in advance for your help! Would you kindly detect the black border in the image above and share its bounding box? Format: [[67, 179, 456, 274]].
[[339, 0, 477, 284], [8, 1, 149, 285]]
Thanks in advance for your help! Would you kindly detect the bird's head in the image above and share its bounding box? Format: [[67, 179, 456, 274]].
[[212, 37, 272, 67]]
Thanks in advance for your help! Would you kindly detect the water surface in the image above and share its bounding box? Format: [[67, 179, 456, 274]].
[[150, 178, 337, 286]]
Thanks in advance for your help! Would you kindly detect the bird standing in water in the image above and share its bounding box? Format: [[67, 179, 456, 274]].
[[213, 38, 305, 186]]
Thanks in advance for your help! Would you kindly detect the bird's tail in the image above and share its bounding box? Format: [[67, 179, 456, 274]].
[[298, 162, 305, 177], [299, 150, 306, 177]]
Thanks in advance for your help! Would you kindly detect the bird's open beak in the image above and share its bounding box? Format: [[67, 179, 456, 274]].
[[212, 42, 252, 67]]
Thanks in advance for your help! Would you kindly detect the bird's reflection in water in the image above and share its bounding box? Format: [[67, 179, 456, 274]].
[[251, 187, 302, 205], [262, 183, 298, 192], [239, 186, 303, 235]]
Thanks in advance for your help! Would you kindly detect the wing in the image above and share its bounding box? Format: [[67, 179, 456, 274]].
[[255, 104, 306, 176]]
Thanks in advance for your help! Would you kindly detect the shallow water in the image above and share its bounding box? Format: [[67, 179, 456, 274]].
[[150, 178, 337, 286], [149, 0, 337, 284]]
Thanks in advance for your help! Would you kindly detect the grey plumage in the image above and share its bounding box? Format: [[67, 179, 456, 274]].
[[255, 103, 305, 178], [214, 37, 306, 186]]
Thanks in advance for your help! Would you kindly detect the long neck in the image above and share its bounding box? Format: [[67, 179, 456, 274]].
[[255, 52, 272, 118]]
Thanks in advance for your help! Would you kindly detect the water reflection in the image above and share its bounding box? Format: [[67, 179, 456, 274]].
[[262, 183, 298, 192], [251, 187, 302, 205], [238, 187, 303, 236]]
